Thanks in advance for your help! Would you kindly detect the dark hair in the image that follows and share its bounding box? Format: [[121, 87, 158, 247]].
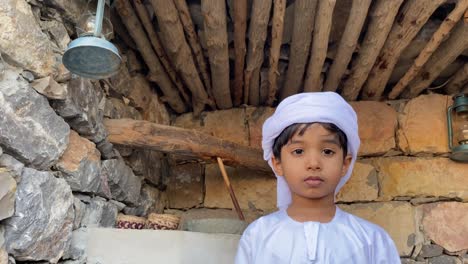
[[272, 122, 348, 160]]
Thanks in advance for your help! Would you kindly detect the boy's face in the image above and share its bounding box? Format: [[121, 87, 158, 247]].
[[271, 123, 352, 202]]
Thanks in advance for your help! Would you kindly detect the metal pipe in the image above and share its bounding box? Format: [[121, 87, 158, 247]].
[[94, 0, 106, 37]]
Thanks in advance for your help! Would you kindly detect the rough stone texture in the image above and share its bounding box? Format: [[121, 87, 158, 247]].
[[109, 62, 133, 97], [421, 202, 468, 252], [125, 150, 163, 186], [81, 196, 118, 228], [397, 94, 450, 154], [43, 0, 87, 27], [167, 163, 204, 209], [104, 98, 142, 120], [0, 154, 24, 182], [373, 157, 468, 201], [101, 159, 142, 206], [0, 226, 7, 264], [62, 228, 87, 262], [4, 168, 73, 263], [0, 0, 59, 77], [0, 170, 16, 221], [339, 202, 419, 256], [428, 255, 462, 264], [420, 244, 444, 258], [72, 197, 86, 230], [401, 259, 425, 264], [126, 74, 154, 111], [205, 164, 276, 211], [164, 208, 264, 225], [31, 76, 68, 100], [123, 184, 162, 216], [52, 76, 107, 144], [39, 19, 71, 51], [142, 96, 171, 125], [349, 101, 397, 156], [336, 162, 378, 202], [246, 107, 276, 149], [55, 131, 101, 193], [174, 108, 248, 146], [95, 139, 119, 160], [0, 67, 70, 170], [180, 218, 248, 235]]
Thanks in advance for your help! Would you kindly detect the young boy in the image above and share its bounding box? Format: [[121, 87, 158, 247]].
[[235, 92, 400, 263]]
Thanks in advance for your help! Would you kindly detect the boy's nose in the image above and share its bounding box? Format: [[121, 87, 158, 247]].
[[305, 155, 322, 171]]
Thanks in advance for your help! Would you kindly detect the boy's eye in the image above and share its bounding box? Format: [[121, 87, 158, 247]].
[[322, 149, 335, 156], [292, 149, 304, 155]]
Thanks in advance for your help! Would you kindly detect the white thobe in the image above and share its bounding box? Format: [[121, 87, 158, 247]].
[[235, 207, 400, 264]]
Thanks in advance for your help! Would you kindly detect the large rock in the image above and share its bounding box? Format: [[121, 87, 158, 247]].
[[142, 97, 171, 125], [101, 159, 142, 206], [0, 170, 16, 221], [397, 94, 450, 154], [62, 228, 88, 262], [421, 202, 468, 252], [43, 0, 88, 27], [52, 76, 107, 144], [174, 108, 249, 146], [373, 157, 468, 201], [55, 131, 101, 193], [167, 163, 203, 209], [336, 162, 378, 202], [0, 155, 24, 181], [204, 164, 276, 211], [4, 168, 73, 263], [81, 197, 117, 228], [0, 226, 6, 264], [340, 202, 420, 256], [350, 101, 397, 156], [123, 184, 162, 216], [125, 150, 164, 186], [0, 67, 70, 170], [39, 19, 71, 51], [0, 0, 59, 77], [72, 197, 86, 230], [103, 98, 142, 120]]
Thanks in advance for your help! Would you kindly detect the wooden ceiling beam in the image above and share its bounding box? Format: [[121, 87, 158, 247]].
[[233, 0, 248, 106], [445, 63, 468, 95]]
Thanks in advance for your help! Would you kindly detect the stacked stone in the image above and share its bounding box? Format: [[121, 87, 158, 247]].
[[171, 94, 468, 263]]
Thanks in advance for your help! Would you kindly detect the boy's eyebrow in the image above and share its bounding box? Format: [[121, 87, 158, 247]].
[[287, 137, 340, 146]]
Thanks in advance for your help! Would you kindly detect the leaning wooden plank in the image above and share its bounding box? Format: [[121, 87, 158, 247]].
[[104, 118, 270, 172], [244, 0, 273, 105], [201, 0, 233, 109], [340, 0, 403, 100], [389, 0, 468, 99], [445, 63, 468, 95], [233, 0, 248, 106], [174, 0, 213, 100], [280, 0, 317, 100], [323, 0, 371, 92], [266, 0, 287, 106], [401, 21, 468, 98], [133, 0, 190, 104], [150, 0, 214, 115], [361, 0, 445, 100], [115, 0, 186, 114], [303, 0, 336, 92]]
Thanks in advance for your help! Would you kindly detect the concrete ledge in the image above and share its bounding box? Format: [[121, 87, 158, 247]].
[[87, 228, 240, 264]]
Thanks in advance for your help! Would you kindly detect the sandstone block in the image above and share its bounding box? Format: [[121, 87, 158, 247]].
[[167, 163, 204, 209], [101, 159, 142, 206], [246, 107, 275, 149], [336, 162, 378, 202]]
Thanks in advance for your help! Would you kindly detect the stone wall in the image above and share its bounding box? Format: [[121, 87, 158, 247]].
[[170, 94, 468, 263]]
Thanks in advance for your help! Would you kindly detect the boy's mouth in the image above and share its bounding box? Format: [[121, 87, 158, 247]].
[[304, 176, 324, 187]]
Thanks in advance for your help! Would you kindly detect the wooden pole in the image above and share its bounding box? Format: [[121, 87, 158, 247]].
[[114, 0, 187, 114], [233, 0, 248, 106], [201, 0, 233, 109], [323, 0, 371, 92], [361, 0, 445, 100], [266, 0, 287, 106], [340, 0, 403, 100], [280, 0, 317, 100], [445, 63, 468, 95], [303, 0, 336, 92], [217, 157, 245, 221], [388, 0, 468, 99], [244, 0, 273, 105]]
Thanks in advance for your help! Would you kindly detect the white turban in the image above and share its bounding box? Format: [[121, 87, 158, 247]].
[[262, 92, 360, 210]]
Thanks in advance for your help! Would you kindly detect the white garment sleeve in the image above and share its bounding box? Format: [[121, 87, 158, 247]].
[[371, 229, 401, 264], [234, 234, 252, 264]]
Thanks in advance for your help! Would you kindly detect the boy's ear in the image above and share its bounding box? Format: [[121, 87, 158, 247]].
[[271, 156, 284, 176], [341, 155, 353, 177]]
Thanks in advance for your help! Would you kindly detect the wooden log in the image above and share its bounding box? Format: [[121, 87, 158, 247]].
[[361, 0, 445, 100], [150, 0, 214, 115], [110, 9, 138, 50], [115, 0, 187, 114], [402, 21, 468, 98], [280, 0, 317, 100], [104, 118, 270, 172], [174, 0, 213, 101], [266, 0, 287, 106], [445, 63, 468, 95], [340, 0, 403, 100], [233, 0, 248, 106], [323, 0, 371, 92], [303, 0, 336, 92], [244, 0, 273, 105], [201, 0, 233, 109], [133, 0, 190, 104], [389, 0, 468, 99]]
